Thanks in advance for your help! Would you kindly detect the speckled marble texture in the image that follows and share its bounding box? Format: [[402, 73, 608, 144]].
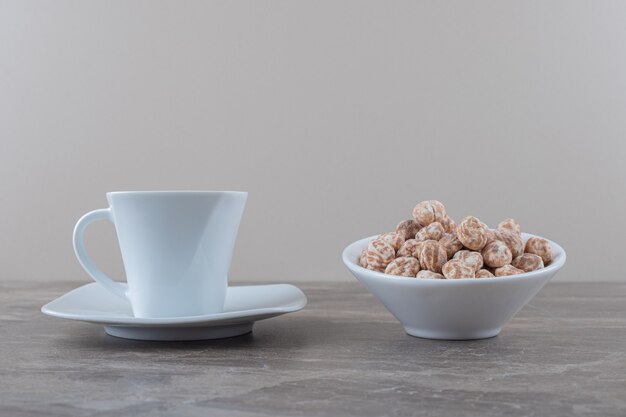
[[1, 281, 625, 417]]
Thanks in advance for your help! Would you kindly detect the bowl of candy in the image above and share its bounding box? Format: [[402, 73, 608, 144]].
[[342, 200, 566, 340]]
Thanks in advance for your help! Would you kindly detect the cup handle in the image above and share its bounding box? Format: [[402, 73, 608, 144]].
[[73, 208, 127, 299]]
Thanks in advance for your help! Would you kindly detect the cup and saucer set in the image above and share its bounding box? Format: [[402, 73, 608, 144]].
[[42, 191, 568, 342], [41, 191, 307, 341]]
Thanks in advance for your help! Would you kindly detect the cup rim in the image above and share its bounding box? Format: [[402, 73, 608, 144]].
[[342, 232, 566, 284], [107, 190, 248, 197]]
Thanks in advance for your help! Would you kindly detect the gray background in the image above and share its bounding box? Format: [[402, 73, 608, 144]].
[[1, 0, 625, 283]]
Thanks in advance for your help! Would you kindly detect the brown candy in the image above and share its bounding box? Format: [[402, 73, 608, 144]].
[[512, 253, 544, 272], [486, 229, 498, 244], [378, 232, 405, 251], [441, 215, 456, 233], [359, 249, 368, 268], [452, 250, 483, 272], [442, 260, 475, 279], [415, 222, 445, 242], [456, 216, 490, 251], [481, 241, 513, 268], [494, 228, 524, 258], [494, 264, 524, 277], [416, 270, 445, 279], [366, 200, 550, 279], [397, 239, 422, 259], [497, 218, 521, 236], [395, 219, 422, 241], [524, 237, 553, 264], [439, 232, 464, 259], [417, 240, 447, 273], [476, 269, 495, 278], [365, 239, 395, 272], [412, 200, 447, 227], [384, 256, 421, 277]]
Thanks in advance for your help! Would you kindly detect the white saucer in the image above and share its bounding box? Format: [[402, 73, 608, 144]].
[[41, 283, 307, 341]]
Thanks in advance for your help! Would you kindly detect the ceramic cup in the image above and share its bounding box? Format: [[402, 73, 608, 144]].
[[73, 191, 247, 318]]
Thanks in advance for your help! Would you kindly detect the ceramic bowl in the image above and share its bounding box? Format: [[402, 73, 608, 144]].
[[342, 233, 566, 340]]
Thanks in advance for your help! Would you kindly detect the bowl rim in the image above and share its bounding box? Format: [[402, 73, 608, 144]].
[[342, 232, 566, 284]]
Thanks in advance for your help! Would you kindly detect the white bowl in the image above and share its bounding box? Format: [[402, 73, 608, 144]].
[[342, 233, 566, 340]]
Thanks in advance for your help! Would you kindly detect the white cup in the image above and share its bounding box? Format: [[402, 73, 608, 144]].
[[73, 191, 247, 318]]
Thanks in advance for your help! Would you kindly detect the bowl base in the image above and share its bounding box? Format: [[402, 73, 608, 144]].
[[403, 326, 501, 341]]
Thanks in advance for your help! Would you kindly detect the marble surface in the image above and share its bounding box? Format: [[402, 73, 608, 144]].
[[1, 281, 625, 417]]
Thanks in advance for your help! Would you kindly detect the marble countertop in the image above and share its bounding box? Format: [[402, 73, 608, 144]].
[[1, 281, 625, 417]]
